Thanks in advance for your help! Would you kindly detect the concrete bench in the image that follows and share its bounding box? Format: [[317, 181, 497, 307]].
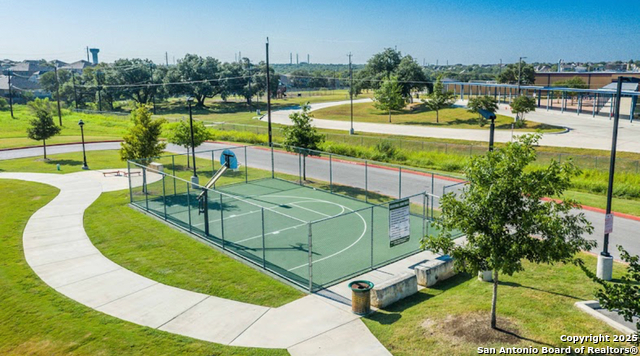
[[370, 272, 418, 309], [414, 256, 456, 287], [148, 162, 164, 172]]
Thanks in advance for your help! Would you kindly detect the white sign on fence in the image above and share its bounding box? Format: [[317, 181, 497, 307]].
[[604, 213, 614, 234], [389, 198, 411, 247]]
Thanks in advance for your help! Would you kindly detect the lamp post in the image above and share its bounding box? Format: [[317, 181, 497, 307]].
[[597, 76, 638, 280], [479, 109, 497, 151], [517, 56, 527, 95], [187, 97, 198, 187], [78, 119, 89, 170]]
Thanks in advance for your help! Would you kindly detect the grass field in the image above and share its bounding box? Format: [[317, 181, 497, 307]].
[[0, 179, 288, 356], [364, 253, 629, 356], [312, 102, 564, 132]]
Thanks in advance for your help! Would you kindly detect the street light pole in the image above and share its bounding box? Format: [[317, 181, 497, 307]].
[[597, 76, 630, 280], [7, 69, 14, 119], [54, 65, 62, 125], [349, 52, 354, 135], [187, 97, 198, 187], [78, 120, 89, 170], [517, 56, 527, 95]]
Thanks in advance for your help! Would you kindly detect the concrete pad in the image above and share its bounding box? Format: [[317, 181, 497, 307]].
[[97, 283, 209, 329], [31, 253, 121, 288], [25, 238, 99, 267], [288, 319, 391, 356], [230, 295, 359, 348], [160, 296, 270, 345], [58, 268, 157, 308]]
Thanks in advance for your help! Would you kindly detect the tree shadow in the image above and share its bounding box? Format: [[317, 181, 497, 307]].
[[493, 327, 555, 348], [313, 182, 394, 204], [44, 159, 83, 167], [499, 281, 581, 300]]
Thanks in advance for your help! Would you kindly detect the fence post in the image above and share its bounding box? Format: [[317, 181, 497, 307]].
[[220, 195, 225, 249], [298, 152, 302, 185], [127, 161, 133, 203], [244, 146, 248, 183], [186, 183, 192, 232], [211, 150, 215, 176], [308, 223, 313, 293], [595, 156, 598, 170], [398, 166, 402, 198], [365, 160, 368, 203], [329, 154, 333, 193], [370, 207, 374, 269], [261, 208, 266, 269], [637, 160, 639, 174], [162, 174, 167, 220], [422, 193, 427, 237], [143, 167, 149, 210], [431, 174, 435, 219], [172, 155, 176, 195], [469, 145, 472, 156]]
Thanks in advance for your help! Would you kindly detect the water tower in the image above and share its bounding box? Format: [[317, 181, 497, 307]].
[[89, 48, 100, 64]]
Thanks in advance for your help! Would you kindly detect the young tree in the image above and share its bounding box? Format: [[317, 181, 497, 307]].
[[422, 134, 594, 329], [282, 103, 325, 180], [165, 119, 212, 168], [511, 95, 536, 127], [120, 105, 167, 165], [373, 77, 405, 123], [579, 246, 639, 344], [467, 95, 499, 126], [26, 98, 61, 159], [422, 76, 456, 123]]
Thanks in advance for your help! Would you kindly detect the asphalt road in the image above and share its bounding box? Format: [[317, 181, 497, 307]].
[[1, 141, 636, 261]]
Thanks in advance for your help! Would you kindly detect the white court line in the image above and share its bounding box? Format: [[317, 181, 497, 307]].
[[288, 203, 332, 218]]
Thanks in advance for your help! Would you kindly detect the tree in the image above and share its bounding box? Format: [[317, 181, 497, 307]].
[[282, 103, 325, 180], [422, 134, 594, 329], [511, 95, 536, 127], [373, 77, 405, 123], [497, 62, 535, 85], [26, 99, 61, 159], [552, 76, 588, 105], [578, 246, 639, 344], [166, 54, 223, 107], [108, 58, 159, 104], [396, 55, 428, 102], [120, 105, 167, 165], [165, 119, 212, 168], [467, 95, 498, 126], [0, 97, 7, 110], [422, 76, 456, 123]]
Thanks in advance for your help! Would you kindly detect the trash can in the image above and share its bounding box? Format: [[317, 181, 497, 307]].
[[348, 280, 374, 315]]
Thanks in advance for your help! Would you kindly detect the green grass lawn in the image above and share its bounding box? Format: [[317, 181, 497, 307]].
[[0, 179, 288, 356], [312, 102, 564, 132], [364, 254, 629, 356], [0, 106, 131, 149]]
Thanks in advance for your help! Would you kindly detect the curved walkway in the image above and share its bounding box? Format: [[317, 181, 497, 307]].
[[268, 98, 640, 153], [0, 171, 390, 356]]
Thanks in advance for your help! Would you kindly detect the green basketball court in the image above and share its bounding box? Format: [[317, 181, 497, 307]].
[[136, 177, 432, 290]]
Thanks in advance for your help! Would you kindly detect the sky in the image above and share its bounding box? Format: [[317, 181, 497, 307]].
[[2, 0, 639, 65]]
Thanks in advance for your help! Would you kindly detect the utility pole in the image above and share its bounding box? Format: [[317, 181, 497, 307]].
[[96, 70, 102, 112], [348, 53, 354, 135], [7, 69, 14, 119], [72, 71, 79, 109], [54, 65, 62, 125], [149, 63, 156, 115], [266, 37, 272, 146], [517, 56, 527, 95]]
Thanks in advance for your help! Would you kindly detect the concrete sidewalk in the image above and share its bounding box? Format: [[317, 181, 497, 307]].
[[1, 171, 391, 355]]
